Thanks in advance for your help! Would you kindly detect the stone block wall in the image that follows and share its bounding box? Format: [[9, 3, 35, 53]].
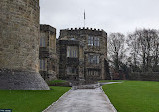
[[0, 0, 40, 72], [0, 0, 49, 90], [39, 25, 58, 81], [58, 40, 80, 82]]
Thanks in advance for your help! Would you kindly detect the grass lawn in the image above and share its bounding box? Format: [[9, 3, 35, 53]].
[[0, 86, 71, 112], [102, 81, 159, 112]]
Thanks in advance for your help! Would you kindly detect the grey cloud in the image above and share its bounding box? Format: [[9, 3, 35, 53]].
[[40, 0, 159, 36]]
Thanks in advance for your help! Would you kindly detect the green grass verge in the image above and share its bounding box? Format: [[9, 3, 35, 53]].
[[0, 86, 71, 112], [102, 81, 159, 112], [47, 80, 67, 84]]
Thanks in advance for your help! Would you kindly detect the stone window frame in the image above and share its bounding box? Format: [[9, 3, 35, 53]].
[[87, 69, 100, 76], [40, 37, 46, 47], [88, 54, 100, 64], [49, 34, 56, 52], [88, 36, 100, 46], [40, 59, 47, 71], [88, 36, 94, 46], [67, 46, 78, 58], [94, 37, 100, 46]]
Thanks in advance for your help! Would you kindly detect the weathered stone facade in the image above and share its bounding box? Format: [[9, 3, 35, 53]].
[[58, 27, 107, 84], [58, 40, 81, 81], [0, 0, 49, 90], [39, 25, 58, 81]]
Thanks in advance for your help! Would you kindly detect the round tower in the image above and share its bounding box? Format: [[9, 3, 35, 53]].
[[0, 0, 49, 90]]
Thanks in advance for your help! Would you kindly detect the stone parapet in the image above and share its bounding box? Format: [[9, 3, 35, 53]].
[[60, 27, 107, 39]]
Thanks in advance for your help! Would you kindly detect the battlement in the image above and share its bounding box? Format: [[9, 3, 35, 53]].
[[64, 27, 104, 32], [60, 27, 107, 38]]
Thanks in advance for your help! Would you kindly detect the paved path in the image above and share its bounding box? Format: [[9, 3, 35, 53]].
[[43, 86, 117, 112]]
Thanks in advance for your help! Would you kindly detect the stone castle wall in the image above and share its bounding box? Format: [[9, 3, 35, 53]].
[[0, 0, 40, 72], [0, 0, 49, 90]]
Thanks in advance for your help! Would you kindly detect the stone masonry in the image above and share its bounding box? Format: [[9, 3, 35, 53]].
[[0, 0, 49, 90], [39, 25, 58, 81], [58, 27, 107, 84]]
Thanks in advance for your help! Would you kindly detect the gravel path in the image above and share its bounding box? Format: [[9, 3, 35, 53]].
[[43, 86, 117, 112]]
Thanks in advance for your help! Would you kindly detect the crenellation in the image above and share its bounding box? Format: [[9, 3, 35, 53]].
[[59, 27, 105, 38]]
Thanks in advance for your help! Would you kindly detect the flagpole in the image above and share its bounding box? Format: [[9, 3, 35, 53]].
[[84, 10, 85, 28]]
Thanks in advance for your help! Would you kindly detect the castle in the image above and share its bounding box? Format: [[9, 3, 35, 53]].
[[0, 0, 108, 90], [39, 26, 108, 84]]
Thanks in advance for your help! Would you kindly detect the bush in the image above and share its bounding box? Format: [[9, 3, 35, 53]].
[[47, 80, 71, 87]]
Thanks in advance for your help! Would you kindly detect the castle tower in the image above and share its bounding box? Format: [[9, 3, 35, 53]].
[[0, 0, 49, 90], [59, 28, 108, 84]]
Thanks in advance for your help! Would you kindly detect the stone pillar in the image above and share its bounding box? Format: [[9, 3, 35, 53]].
[[0, 0, 49, 90]]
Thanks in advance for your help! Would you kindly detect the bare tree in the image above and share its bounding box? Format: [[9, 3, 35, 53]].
[[127, 32, 141, 71], [127, 29, 159, 72], [151, 30, 159, 71], [108, 33, 126, 72]]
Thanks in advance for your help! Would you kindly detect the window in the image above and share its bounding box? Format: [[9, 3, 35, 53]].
[[88, 37, 100, 46], [67, 46, 78, 58], [40, 37, 46, 47], [88, 55, 100, 64], [88, 37, 94, 46], [67, 67, 77, 74], [88, 69, 100, 76], [94, 37, 100, 46], [40, 59, 46, 71]]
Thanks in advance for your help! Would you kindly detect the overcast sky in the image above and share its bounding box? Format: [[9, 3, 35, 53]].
[[40, 0, 159, 37]]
